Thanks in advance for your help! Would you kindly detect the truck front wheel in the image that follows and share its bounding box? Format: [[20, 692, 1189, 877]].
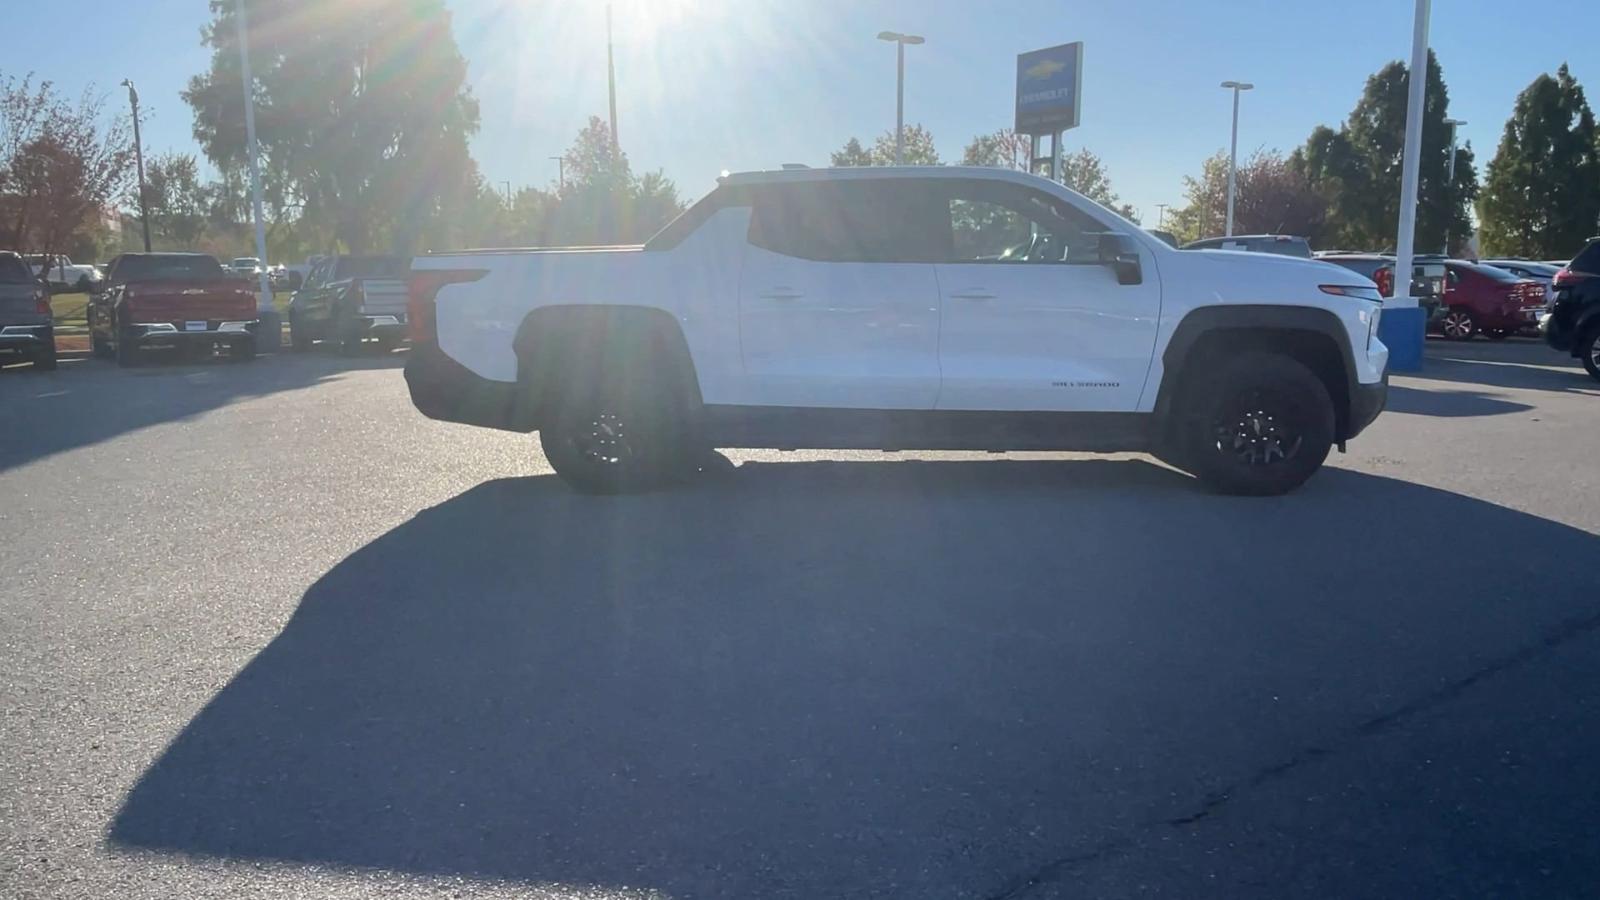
[[1175, 352, 1335, 496]]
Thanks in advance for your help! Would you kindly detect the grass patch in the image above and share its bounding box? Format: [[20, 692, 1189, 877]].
[[50, 292, 90, 327]]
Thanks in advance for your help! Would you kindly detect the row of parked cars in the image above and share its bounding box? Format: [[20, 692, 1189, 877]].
[[1178, 232, 1600, 379], [0, 249, 413, 370]]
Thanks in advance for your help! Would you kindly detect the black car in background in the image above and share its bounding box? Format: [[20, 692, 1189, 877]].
[[1542, 237, 1600, 381], [0, 251, 55, 371]]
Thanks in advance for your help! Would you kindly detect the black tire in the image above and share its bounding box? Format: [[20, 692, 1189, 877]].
[[1580, 328, 1600, 383], [1174, 352, 1335, 497], [1484, 328, 1509, 341], [375, 334, 402, 354], [115, 329, 140, 368], [91, 332, 112, 359], [542, 339, 700, 495], [229, 337, 257, 362], [1439, 308, 1477, 341], [33, 344, 58, 371]]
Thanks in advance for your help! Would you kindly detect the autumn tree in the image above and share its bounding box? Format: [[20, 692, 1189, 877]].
[[535, 118, 685, 246], [961, 128, 1031, 171], [1170, 150, 1327, 244], [1292, 51, 1476, 252], [0, 72, 133, 258], [961, 129, 1137, 221], [1478, 64, 1600, 259], [137, 153, 211, 248], [183, 0, 480, 254]]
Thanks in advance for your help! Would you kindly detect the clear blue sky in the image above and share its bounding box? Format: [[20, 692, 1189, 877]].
[[7, 0, 1597, 225]]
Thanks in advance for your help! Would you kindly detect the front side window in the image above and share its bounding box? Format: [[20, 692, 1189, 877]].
[[944, 181, 1107, 264]]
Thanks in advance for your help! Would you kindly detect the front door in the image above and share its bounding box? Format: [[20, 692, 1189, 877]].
[[737, 180, 941, 409], [932, 179, 1162, 412]]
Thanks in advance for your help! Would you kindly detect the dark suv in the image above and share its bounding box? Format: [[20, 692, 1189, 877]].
[[0, 251, 56, 370], [1542, 237, 1600, 381]]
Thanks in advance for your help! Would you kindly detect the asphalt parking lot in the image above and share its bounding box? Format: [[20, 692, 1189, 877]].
[[3, 339, 1598, 899]]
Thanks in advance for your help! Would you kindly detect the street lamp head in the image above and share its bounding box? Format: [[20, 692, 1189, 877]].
[[1444, 117, 1467, 127], [878, 31, 924, 44], [1221, 81, 1254, 91]]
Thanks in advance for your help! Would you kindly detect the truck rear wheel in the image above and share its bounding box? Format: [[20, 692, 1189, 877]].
[[1175, 352, 1335, 496], [1580, 328, 1600, 383], [540, 326, 701, 494], [543, 373, 697, 494]]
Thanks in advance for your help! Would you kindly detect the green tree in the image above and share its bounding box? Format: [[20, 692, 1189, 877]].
[[1294, 50, 1476, 252], [539, 117, 685, 245], [1170, 149, 1327, 244], [1058, 149, 1137, 221], [830, 125, 941, 166], [138, 153, 211, 248], [1478, 64, 1600, 259], [183, 0, 480, 254]]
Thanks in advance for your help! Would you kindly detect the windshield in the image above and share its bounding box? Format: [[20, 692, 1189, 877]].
[[232, 258, 261, 267], [1469, 263, 1522, 283], [113, 255, 227, 282], [333, 256, 405, 280]]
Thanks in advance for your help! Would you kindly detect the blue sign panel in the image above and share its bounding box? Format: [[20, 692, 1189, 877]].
[[1015, 42, 1083, 134]]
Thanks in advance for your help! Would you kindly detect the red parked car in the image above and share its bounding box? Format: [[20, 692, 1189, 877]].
[[87, 253, 260, 366], [1432, 261, 1547, 341]]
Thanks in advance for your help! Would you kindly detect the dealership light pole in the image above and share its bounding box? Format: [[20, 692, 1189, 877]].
[[877, 31, 924, 165], [235, 0, 278, 350], [119, 80, 151, 252], [1220, 80, 1253, 237], [1393, 0, 1431, 301], [1444, 117, 1466, 254], [550, 156, 566, 190], [1444, 117, 1466, 184], [1156, 203, 1169, 229], [607, 2, 619, 157]]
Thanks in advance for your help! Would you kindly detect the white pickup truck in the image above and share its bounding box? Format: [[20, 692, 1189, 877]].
[[406, 166, 1388, 495]]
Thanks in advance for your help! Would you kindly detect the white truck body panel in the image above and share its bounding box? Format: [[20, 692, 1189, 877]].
[[415, 166, 1387, 417]]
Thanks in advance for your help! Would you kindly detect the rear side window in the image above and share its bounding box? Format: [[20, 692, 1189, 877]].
[[1260, 237, 1312, 258], [1471, 263, 1521, 284], [1571, 240, 1600, 275], [749, 180, 944, 263], [644, 184, 750, 251], [0, 254, 34, 283], [113, 255, 226, 281]]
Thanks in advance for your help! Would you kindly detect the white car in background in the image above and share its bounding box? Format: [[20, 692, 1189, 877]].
[[229, 257, 264, 277], [25, 254, 101, 292]]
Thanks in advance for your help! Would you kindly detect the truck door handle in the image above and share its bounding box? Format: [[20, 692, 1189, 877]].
[[759, 287, 803, 300], [950, 289, 996, 300]]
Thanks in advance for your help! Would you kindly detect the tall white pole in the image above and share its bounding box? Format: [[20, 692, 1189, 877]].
[[894, 40, 905, 165], [1392, 0, 1431, 302], [235, 0, 273, 324], [1226, 85, 1241, 237]]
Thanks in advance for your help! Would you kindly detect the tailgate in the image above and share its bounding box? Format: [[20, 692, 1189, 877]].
[[125, 280, 257, 322], [0, 282, 46, 322], [357, 279, 408, 317]]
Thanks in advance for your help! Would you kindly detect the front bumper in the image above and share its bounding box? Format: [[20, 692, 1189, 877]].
[[1346, 373, 1388, 441], [404, 342, 531, 433]]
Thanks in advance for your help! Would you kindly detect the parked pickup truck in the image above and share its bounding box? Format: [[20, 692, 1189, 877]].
[[26, 253, 101, 293], [88, 253, 259, 366], [288, 255, 409, 352], [405, 166, 1389, 496], [0, 251, 55, 370]]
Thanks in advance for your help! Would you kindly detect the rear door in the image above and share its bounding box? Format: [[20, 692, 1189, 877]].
[[931, 178, 1161, 412], [737, 180, 942, 409], [295, 258, 338, 334]]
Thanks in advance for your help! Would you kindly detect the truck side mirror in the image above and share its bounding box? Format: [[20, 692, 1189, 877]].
[[1098, 232, 1143, 286]]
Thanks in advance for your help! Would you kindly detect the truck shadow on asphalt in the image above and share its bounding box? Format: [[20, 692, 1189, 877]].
[[0, 350, 408, 472], [107, 461, 1600, 898]]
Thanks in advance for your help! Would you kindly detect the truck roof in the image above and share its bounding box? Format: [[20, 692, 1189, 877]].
[[719, 165, 1055, 189]]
